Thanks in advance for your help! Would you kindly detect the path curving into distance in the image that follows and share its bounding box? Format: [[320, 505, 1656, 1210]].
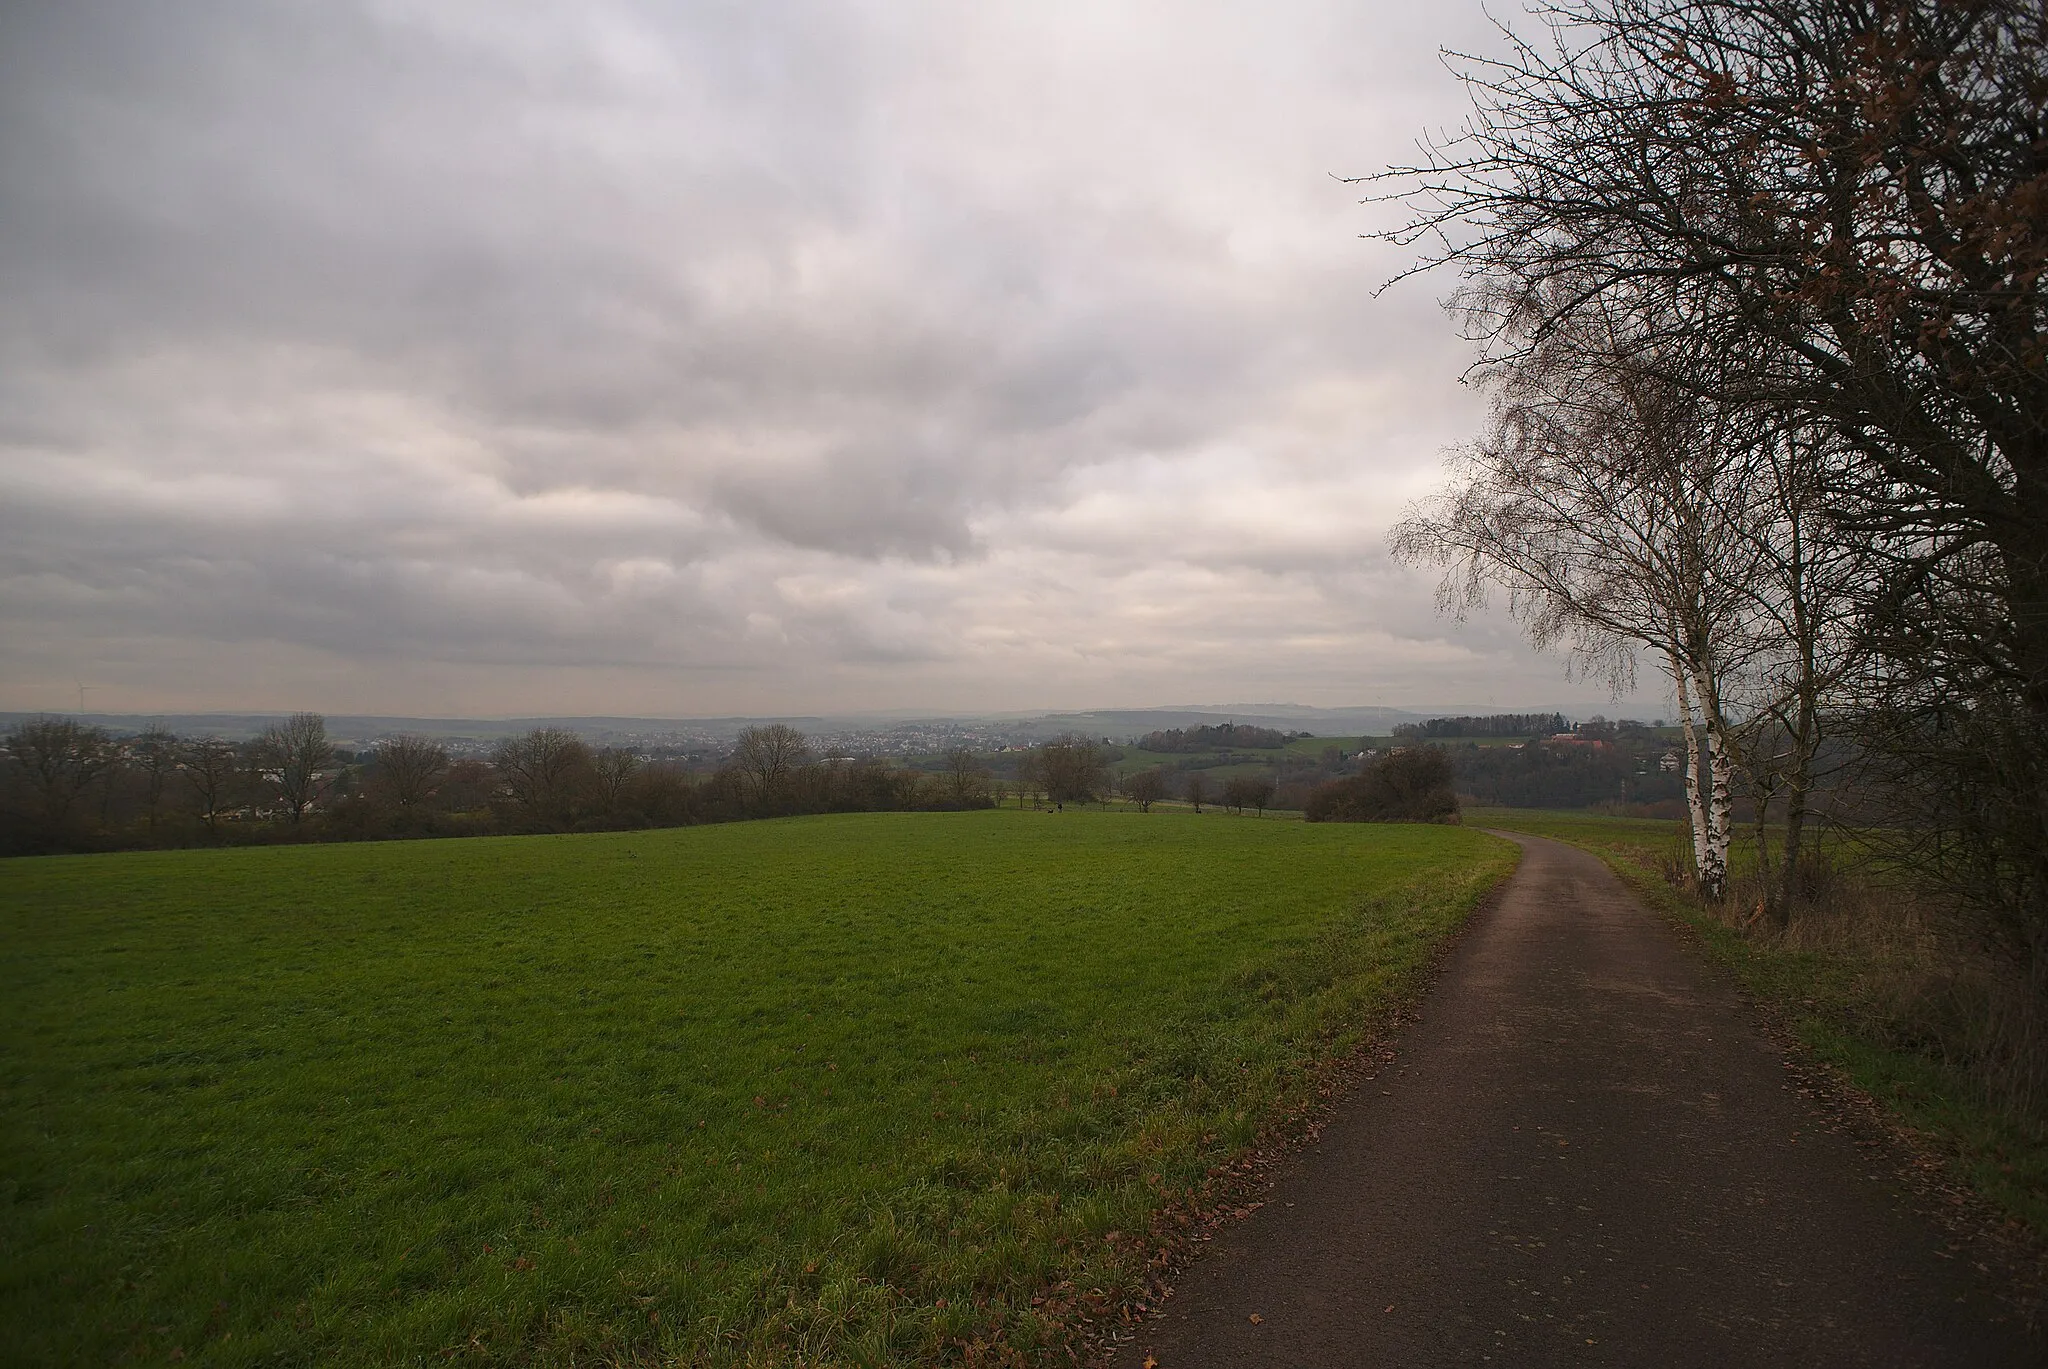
[[1127, 832, 2039, 1368]]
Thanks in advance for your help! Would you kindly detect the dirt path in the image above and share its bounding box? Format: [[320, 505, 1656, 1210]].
[[1126, 833, 2038, 1368]]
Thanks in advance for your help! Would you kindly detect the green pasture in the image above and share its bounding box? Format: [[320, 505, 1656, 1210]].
[[1471, 807, 2048, 1238], [1105, 746, 1181, 777], [1465, 807, 1695, 869], [0, 809, 1513, 1366]]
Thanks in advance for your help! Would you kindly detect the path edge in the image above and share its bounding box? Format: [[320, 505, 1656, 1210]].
[[1084, 828, 1525, 1366], [1524, 825, 2048, 1334]]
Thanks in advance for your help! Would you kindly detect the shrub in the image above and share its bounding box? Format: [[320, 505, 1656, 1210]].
[[1304, 747, 1459, 824]]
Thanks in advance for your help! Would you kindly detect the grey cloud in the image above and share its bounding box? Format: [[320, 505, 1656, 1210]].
[[0, 0, 1641, 715], [712, 440, 983, 561]]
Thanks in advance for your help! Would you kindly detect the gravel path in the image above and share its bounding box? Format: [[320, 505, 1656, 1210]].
[[1126, 832, 2039, 1368]]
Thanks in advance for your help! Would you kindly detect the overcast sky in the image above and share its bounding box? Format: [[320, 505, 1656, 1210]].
[[0, 0, 1661, 719]]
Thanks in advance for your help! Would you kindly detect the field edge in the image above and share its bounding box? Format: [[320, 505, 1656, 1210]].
[[1075, 829, 1523, 1365]]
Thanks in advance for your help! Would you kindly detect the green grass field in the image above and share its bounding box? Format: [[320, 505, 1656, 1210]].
[[0, 809, 1513, 1366], [1104, 750, 1303, 784]]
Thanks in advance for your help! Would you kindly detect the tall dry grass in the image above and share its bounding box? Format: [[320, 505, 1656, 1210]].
[[1674, 842, 2048, 1127]]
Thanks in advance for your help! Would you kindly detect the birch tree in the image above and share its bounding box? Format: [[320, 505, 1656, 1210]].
[[1391, 320, 1763, 897]]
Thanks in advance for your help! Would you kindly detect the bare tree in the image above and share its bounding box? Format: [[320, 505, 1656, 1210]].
[[490, 727, 592, 826], [373, 734, 450, 812], [180, 734, 241, 835], [1124, 767, 1168, 813], [1371, 0, 2046, 628], [130, 724, 179, 837], [1034, 735, 1103, 809], [1221, 775, 1252, 814], [1181, 769, 1210, 814], [1720, 425, 1875, 911], [1243, 774, 1277, 817], [438, 758, 497, 814], [1392, 326, 1765, 898], [253, 713, 333, 823], [1374, 0, 2048, 959], [4, 716, 114, 832], [942, 747, 990, 805], [731, 724, 810, 804], [631, 762, 698, 824], [1015, 751, 1045, 809], [1399, 316, 1866, 911], [591, 746, 642, 814]]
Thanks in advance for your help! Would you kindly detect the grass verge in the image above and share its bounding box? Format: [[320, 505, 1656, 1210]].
[[1, 808, 1514, 1366]]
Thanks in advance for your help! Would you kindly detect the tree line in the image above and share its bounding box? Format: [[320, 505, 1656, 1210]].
[[1373, 0, 2047, 1025], [3, 706, 1728, 853], [1, 715, 1341, 855], [0, 715, 1003, 855], [1446, 735, 1689, 815], [1135, 723, 1289, 752], [1394, 713, 1568, 740]]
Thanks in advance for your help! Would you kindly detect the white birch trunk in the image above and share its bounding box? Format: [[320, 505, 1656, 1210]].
[[1701, 718, 1733, 900], [1669, 652, 1713, 890], [1687, 659, 1733, 902]]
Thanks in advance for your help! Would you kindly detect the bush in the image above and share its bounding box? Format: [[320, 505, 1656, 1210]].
[[1304, 747, 1459, 824]]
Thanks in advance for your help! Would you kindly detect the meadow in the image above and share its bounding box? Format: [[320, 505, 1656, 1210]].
[[0, 808, 1514, 1366]]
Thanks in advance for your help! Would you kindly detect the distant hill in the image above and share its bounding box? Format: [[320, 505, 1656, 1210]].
[[0, 702, 1549, 747], [0, 712, 825, 745], [1019, 705, 1431, 739]]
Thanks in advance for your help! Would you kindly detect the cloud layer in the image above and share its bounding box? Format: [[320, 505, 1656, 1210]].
[[0, 0, 1658, 717]]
